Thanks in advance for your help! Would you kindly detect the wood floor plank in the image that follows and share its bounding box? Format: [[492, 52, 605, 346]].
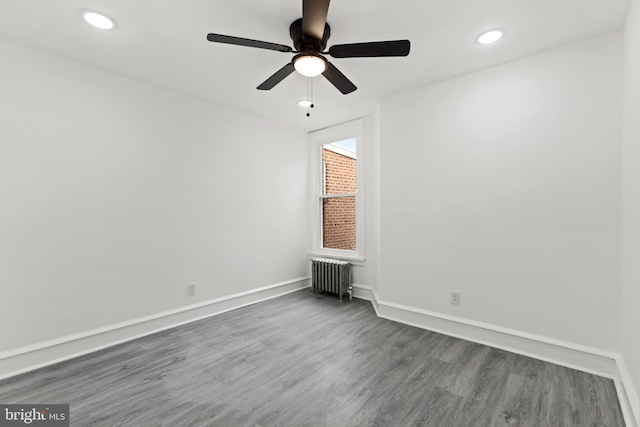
[[437, 341, 490, 398], [493, 372, 540, 427], [0, 291, 625, 426], [452, 347, 516, 426], [411, 386, 464, 427]]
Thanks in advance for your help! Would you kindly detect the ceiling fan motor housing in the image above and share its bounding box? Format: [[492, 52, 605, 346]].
[[290, 18, 331, 53]]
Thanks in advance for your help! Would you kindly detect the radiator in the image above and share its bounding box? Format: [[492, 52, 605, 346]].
[[311, 258, 352, 301]]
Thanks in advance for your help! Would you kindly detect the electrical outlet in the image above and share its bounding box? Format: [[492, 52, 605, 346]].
[[450, 290, 460, 306], [188, 283, 196, 296]]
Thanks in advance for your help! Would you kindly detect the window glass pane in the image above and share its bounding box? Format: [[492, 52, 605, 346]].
[[310, 119, 362, 257], [322, 138, 356, 195], [322, 196, 356, 250]]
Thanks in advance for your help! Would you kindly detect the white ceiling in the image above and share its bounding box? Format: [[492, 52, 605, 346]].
[[0, 0, 630, 131]]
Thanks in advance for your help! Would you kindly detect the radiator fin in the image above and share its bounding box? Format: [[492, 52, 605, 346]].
[[311, 258, 352, 301]]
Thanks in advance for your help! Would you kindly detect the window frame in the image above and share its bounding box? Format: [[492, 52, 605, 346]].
[[309, 119, 364, 261]]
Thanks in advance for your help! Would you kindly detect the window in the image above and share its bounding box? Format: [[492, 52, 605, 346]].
[[309, 119, 364, 260]]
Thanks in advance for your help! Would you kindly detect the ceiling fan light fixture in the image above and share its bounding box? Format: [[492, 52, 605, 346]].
[[298, 99, 313, 108], [82, 11, 116, 30], [293, 54, 327, 77], [476, 29, 505, 45]]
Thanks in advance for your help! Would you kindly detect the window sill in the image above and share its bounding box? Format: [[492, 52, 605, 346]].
[[308, 252, 366, 266]]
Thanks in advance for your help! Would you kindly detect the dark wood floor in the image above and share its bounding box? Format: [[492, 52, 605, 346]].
[[0, 291, 624, 426]]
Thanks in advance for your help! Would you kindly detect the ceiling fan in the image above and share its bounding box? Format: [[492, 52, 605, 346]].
[[206, 0, 410, 94]]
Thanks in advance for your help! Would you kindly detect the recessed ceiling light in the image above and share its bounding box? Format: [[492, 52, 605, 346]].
[[298, 99, 313, 108], [476, 29, 505, 45], [82, 11, 116, 30]]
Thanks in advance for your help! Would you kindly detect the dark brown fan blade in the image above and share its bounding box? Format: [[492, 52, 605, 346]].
[[329, 40, 410, 58], [322, 62, 356, 94], [207, 34, 292, 53], [257, 63, 296, 90], [302, 0, 330, 40]]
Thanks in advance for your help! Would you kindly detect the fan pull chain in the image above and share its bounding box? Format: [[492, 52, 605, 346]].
[[306, 77, 315, 117]]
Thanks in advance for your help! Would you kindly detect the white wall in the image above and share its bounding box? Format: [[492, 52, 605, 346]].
[[378, 33, 622, 351], [0, 39, 308, 353], [348, 114, 378, 289], [622, 0, 640, 418]]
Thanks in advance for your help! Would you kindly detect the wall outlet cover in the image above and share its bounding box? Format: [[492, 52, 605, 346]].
[[188, 283, 197, 296], [451, 290, 460, 305]]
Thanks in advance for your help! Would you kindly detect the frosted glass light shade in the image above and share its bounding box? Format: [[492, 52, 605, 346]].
[[294, 55, 327, 77]]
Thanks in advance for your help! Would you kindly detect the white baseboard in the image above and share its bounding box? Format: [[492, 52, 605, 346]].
[[0, 277, 311, 381], [351, 283, 374, 301], [351, 283, 638, 427], [616, 356, 640, 427], [2, 279, 637, 426]]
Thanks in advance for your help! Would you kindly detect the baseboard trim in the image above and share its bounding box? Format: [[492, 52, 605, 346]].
[[616, 356, 640, 427], [351, 283, 374, 301], [0, 277, 311, 381], [352, 283, 637, 426], [352, 284, 380, 315], [356, 285, 617, 376], [3, 280, 636, 426]]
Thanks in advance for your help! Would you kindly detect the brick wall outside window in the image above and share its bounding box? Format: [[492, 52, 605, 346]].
[[322, 147, 356, 250]]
